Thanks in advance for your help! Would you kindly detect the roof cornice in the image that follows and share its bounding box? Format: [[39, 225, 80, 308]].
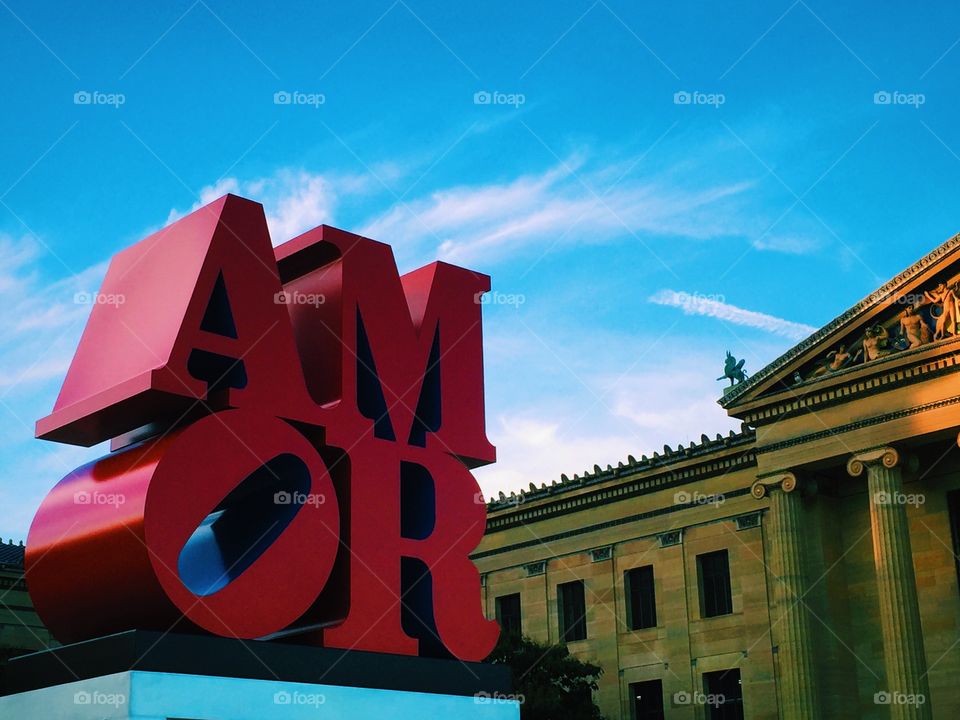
[[484, 430, 756, 526]]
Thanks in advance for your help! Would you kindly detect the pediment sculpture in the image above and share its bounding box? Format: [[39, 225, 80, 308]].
[[798, 277, 958, 384]]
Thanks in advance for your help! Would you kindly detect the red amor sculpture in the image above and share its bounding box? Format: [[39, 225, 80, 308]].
[[26, 194, 499, 661]]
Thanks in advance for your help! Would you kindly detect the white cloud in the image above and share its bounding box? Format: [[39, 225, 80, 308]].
[[0, 356, 72, 389], [473, 362, 741, 501], [752, 235, 820, 254], [0, 233, 111, 535], [360, 160, 753, 267], [0, 236, 107, 392], [473, 320, 744, 502], [163, 153, 757, 271], [167, 169, 366, 245], [473, 414, 641, 499], [606, 370, 733, 438], [648, 289, 816, 341], [0, 235, 40, 294], [247, 170, 338, 242]]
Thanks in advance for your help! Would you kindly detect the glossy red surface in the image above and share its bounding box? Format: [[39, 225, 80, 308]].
[[27, 194, 499, 661]]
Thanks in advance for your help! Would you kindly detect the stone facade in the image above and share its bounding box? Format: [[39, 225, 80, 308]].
[[475, 233, 960, 719]]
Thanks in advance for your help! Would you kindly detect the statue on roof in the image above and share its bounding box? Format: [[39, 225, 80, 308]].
[[925, 282, 959, 340], [717, 351, 748, 388]]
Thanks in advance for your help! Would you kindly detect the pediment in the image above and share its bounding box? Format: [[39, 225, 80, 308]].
[[721, 232, 960, 413]]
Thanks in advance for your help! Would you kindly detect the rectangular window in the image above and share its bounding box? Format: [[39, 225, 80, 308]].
[[495, 593, 522, 636], [703, 668, 744, 720], [625, 565, 657, 630], [630, 679, 664, 720], [948, 490, 960, 592], [698, 550, 733, 618], [557, 580, 587, 641]]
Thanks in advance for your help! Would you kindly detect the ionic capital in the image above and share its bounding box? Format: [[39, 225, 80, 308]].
[[751, 471, 801, 499], [846, 446, 915, 477]]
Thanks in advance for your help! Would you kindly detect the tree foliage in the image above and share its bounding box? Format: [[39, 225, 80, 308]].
[[488, 632, 605, 720]]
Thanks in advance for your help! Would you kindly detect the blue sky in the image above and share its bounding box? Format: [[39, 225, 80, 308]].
[[3, 0, 960, 537]]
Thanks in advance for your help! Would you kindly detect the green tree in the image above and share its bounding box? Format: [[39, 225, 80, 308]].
[[488, 632, 605, 720]]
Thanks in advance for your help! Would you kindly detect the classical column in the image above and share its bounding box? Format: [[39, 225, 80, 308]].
[[752, 473, 819, 719], [847, 447, 931, 719]]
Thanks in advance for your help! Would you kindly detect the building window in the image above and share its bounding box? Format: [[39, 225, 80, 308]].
[[625, 565, 657, 630], [495, 593, 522, 636], [630, 679, 664, 720], [697, 550, 733, 618], [557, 580, 587, 641], [703, 668, 743, 720], [948, 490, 960, 592]]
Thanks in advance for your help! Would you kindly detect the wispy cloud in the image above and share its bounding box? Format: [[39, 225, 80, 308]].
[[648, 288, 816, 340], [166, 168, 380, 245], [0, 232, 108, 536], [0, 235, 106, 392], [473, 343, 740, 500], [160, 154, 757, 271], [474, 413, 643, 499], [361, 159, 753, 267], [752, 235, 821, 254]]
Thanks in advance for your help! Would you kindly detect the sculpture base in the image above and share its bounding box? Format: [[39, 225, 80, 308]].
[[0, 670, 521, 719], [2, 630, 510, 697]]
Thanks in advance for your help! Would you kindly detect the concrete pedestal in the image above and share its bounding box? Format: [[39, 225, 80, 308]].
[[0, 670, 522, 719]]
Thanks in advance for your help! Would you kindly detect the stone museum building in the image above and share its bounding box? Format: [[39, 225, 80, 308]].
[[475, 233, 960, 720]]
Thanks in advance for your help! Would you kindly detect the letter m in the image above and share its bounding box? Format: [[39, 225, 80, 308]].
[[275, 225, 495, 466]]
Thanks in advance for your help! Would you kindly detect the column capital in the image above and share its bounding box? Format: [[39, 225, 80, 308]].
[[751, 471, 800, 499], [847, 446, 916, 477]]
